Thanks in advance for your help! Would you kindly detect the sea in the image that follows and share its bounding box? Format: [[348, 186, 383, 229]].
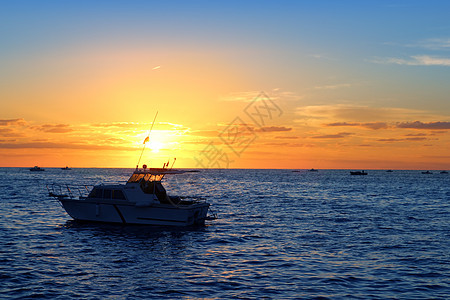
[[0, 168, 449, 299]]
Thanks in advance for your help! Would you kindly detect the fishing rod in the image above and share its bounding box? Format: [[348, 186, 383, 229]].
[[170, 157, 176, 170], [136, 111, 158, 169]]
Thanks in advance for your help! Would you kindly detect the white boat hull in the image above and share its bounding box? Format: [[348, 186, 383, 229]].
[[59, 199, 210, 226]]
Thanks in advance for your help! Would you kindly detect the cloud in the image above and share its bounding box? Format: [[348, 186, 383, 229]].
[[429, 131, 448, 135], [374, 55, 450, 66], [377, 138, 402, 142], [264, 142, 306, 147], [256, 126, 292, 132], [405, 137, 428, 141], [91, 122, 139, 128], [219, 91, 261, 102], [34, 124, 73, 133], [296, 105, 426, 122], [357, 122, 389, 130], [313, 83, 351, 90], [0, 118, 28, 126], [377, 137, 427, 142], [325, 122, 389, 130], [41, 124, 73, 133], [275, 136, 298, 139], [310, 132, 354, 139], [323, 118, 450, 131], [408, 38, 450, 50], [396, 121, 450, 130], [0, 128, 23, 138], [191, 130, 221, 137], [0, 142, 135, 151], [404, 133, 428, 137], [309, 53, 336, 61]]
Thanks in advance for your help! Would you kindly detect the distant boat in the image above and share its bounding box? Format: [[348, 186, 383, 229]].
[[61, 166, 72, 170], [421, 171, 432, 174], [30, 166, 45, 172], [308, 168, 318, 172], [350, 170, 367, 175], [440, 171, 448, 174], [386, 170, 393, 172]]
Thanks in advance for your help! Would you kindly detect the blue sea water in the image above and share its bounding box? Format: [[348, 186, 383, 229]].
[[0, 168, 449, 299]]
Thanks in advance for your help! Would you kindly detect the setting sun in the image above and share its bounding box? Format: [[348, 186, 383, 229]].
[[148, 140, 163, 153]]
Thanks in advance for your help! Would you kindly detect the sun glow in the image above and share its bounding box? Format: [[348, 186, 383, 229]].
[[136, 127, 185, 164], [148, 140, 163, 153]]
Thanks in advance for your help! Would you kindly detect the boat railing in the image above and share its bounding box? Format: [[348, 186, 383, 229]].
[[47, 183, 92, 200]]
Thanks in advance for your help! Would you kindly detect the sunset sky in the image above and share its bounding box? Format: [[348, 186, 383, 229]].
[[1, 1, 450, 169]]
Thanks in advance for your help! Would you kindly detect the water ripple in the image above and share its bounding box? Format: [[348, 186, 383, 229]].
[[0, 168, 449, 298]]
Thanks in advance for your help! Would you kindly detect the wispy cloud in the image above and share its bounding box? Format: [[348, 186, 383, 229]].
[[324, 120, 450, 130], [308, 53, 335, 61], [408, 38, 450, 50], [219, 91, 261, 102], [32, 124, 73, 133], [296, 105, 428, 122], [373, 55, 450, 66], [275, 136, 298, 139], [310, 132, 354, 139], [396, 121, 450, 130], [91, 122, 139, 128], [405, 133, 428, 137], [256, 126, 292, 133], [377, 137, 428, 142], [191, 130, 220, 137], [325, 122, 389, 130], [0, 142, 136, 151], [0, 118, 28, 126], [313, 83, 351, 90], [0, 128, 24, 138]]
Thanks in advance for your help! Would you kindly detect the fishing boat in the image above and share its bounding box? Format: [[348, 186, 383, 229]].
[[440, 171, 448, 174], [421, 171, 432, 174], [48, 165, 212, 226], [48, 113, 215, 226], [308, 168, 318, 172], [30, 166, 45, 171], [350, 170, 367, 175], [61, 166, 72, 170]]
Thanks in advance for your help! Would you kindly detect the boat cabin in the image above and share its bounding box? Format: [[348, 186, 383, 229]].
[[125, 169, 171, 204], [127, 171, 165, 184]]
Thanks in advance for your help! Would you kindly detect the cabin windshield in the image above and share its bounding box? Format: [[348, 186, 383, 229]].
[[127, 172, 164, 183]]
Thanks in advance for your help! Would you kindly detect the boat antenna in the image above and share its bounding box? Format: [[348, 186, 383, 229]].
[[136, 111, 158, 169], [169, 157, 176, 170]]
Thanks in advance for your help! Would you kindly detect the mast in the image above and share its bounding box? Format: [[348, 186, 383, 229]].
[[136, 111, 158, 169]]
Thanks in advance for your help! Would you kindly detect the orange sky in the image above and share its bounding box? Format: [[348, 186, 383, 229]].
[[1, 2, 450, 169]]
